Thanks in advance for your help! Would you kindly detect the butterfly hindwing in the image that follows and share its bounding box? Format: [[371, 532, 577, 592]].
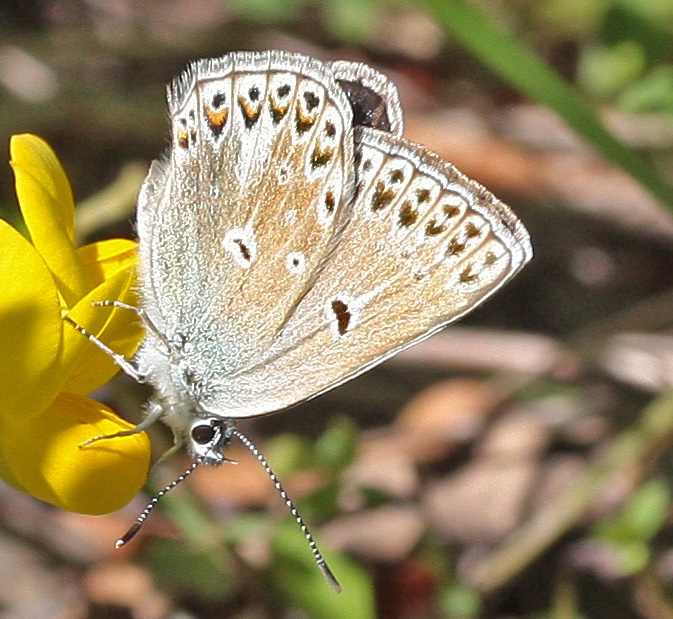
[[328, 60, 404, 136], [205, 126, 532, 417]]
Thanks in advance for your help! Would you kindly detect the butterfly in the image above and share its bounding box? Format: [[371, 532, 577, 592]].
[[74, 50, 532, 591]]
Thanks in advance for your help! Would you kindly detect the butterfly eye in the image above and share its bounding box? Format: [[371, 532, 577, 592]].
[[191, 424, 216, 444]]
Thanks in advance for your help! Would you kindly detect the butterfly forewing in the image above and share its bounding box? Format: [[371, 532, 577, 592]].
[[204, 126, 532, 417], [137, 52, 356, 379]]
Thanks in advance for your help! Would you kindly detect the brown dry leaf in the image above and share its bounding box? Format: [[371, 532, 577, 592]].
[[0, 535, 86, 618], [344, 379, 507, 501], [393, 328, 565, 376], [84, 561, 170, 618], [405, 111, 549, 200], [54, 510, 141, 561], [423, 411, 549, 544], [475, 409, 550, 460], [394, 378, 500, 462], [189, 445, 273, 507], [531, 455, 588, 515], [324, 504, 424, 562], [345, 430, 420, 502], [423, 460, 537, 544]]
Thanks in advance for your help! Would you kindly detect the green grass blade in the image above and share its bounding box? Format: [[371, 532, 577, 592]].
[[421, 0, 673, 210]]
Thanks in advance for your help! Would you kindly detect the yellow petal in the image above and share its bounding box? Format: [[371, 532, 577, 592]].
[[0, 392, 151, 515], [10, 134, 87, 307], [76, 238, 138, 291], [0, 415, 61, 507], [0, 220, 66, 420], [62, 264, 144, 395]]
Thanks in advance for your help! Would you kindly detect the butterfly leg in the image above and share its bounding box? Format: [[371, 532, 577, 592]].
[[65, 302, 167, 447], [79, 399, 165, 448], [92, 301, 172, 352], [150, 442, 183, 473], [64, 313, 145, 382]]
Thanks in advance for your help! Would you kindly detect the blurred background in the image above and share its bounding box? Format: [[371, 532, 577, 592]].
[[2, 0, 673, 617]]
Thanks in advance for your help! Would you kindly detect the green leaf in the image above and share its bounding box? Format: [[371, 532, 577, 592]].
[[265, 432, 314, 477], [595, 478, 670, 544], [578, 41, 646, 100], [619, 65, 673, 113], [534, 0, 610, 38], [269, 519, 375, 618], [146, 538, 236, 601], [229, 0, 304, 22], [620, 478, 670, 540], [614, 0, 673, 24], [320, 0, 380, 43], [297, 480, 341, 521], [614, 540, 651, 576], [439, 583, 483, 618], [312, 416, 359, 472]]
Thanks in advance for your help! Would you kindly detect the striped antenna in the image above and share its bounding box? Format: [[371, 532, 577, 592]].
[[232, 429, 341, 593], [115, 460, 201, 548]]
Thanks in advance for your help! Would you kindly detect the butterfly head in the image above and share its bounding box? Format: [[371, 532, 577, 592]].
[[188, 417, 236, 465]]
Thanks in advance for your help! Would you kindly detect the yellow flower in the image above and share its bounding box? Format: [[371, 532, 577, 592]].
[[0, 134, 150, 514]]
